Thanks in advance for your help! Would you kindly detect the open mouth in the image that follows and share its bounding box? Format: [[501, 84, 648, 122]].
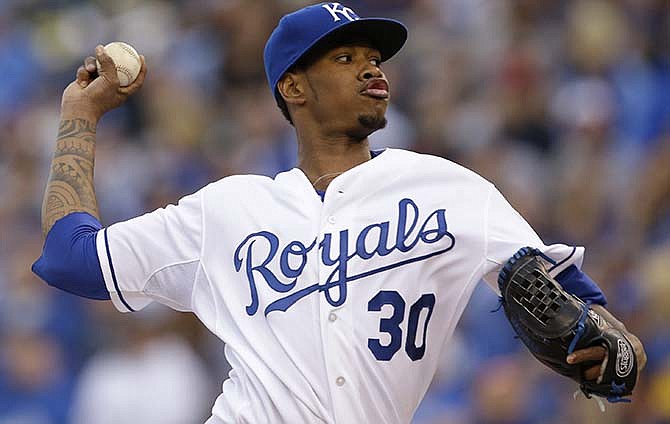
[[361, 79, 390, 99]]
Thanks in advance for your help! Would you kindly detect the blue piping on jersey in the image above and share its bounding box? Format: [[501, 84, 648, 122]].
[[104, 229, 135, 312], [548, 246, 576, 272]]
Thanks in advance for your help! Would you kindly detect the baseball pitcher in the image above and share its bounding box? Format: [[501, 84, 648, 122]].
[[33, 3, 646, 423]]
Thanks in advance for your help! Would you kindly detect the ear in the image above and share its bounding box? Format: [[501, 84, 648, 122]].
[[277, 72, 306, 106]]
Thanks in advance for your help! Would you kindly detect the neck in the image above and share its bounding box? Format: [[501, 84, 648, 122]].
[[296, 128, 372, 190]]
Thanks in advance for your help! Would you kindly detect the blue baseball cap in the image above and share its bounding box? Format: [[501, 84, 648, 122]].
[[264, 2, 408, 101]]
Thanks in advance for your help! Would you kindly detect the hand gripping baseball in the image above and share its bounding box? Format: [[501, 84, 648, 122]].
[[61, 45, 147, 121]]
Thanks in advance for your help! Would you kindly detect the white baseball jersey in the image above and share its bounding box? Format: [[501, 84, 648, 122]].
[[96, 148, 584, 424]]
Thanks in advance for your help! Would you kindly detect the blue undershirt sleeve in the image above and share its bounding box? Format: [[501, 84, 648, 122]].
[[32, 212, 110, 300], [555, 264, 607, 306]]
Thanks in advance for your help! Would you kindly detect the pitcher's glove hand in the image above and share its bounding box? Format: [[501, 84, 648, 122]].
[[498, 247, 637, 402]]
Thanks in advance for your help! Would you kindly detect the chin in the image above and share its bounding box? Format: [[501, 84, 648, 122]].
[[344, 114, 386, 140], [358, 114, 387, 132]]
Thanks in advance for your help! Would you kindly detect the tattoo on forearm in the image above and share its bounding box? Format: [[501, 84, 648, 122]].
[[41, 118, 99, 236]]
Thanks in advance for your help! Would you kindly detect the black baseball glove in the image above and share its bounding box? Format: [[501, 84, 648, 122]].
[[497, 247, 637, 402]]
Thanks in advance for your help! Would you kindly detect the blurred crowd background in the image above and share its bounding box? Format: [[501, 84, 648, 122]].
[[1, 0, 668, 423]]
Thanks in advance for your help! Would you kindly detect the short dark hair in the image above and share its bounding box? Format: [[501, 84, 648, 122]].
[[276, 94, 294, 126]]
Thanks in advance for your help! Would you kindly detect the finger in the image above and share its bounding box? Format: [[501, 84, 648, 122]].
[[567, 346, 606, 364], [119, 55, 147, 95], [95, 45, 120, 86], [583, 364, 601, 381], [84, 56, 97, 73], [76, 66, 90, 87], [627, 332, 647, 371]]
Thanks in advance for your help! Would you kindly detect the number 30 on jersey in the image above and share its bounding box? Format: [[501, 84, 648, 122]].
[[368, 291, 436, 361]]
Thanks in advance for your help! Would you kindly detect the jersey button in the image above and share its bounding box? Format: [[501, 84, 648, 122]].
[[328, 312, 337, 322], [336, 376, 346, 386], [327, 216, 336, 224]]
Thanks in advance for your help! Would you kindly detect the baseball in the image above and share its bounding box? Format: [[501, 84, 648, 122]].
[[96, 41, 142, 87]]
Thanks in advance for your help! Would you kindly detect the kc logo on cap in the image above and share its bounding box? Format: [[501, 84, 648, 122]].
[[322, 3, 359, 22]]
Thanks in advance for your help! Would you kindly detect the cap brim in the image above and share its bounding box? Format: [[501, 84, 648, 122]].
[[321, 18, 408, 62]]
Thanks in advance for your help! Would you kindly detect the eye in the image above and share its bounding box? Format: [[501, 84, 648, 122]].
[[336, 54, 352, 63], [370, 57, 381, 66]]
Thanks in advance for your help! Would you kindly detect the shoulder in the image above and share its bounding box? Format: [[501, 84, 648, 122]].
[[196, 172, 306, 207], [385, 148, 494, 187], [200, 174, 278, 196]]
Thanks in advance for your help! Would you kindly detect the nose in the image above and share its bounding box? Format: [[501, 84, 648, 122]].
[[360, 64, 383, 81]]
